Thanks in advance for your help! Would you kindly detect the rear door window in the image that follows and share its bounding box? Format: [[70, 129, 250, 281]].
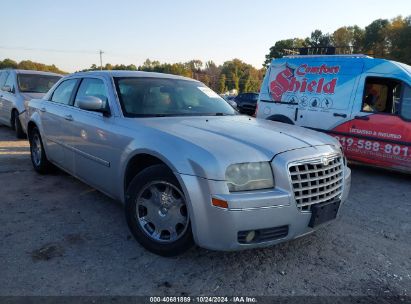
[[51, 79, 77, 105]]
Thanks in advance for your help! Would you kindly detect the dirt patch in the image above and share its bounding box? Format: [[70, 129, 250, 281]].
[[31, 243, 65, 261]]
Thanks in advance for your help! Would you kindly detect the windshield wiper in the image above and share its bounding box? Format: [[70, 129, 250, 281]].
[[214, 113, 236, 116]]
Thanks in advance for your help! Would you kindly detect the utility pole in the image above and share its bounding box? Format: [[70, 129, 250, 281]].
[[99, 50, 104, 70]]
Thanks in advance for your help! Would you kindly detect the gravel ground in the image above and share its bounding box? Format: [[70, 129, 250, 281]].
[[0, 125, 410, 297]]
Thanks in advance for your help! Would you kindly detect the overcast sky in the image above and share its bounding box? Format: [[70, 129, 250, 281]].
[[1, 0, 410, 72]]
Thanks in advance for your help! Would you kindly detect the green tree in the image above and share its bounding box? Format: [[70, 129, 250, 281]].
[[221, 59, 263, 93], [0, 58, 18, 69], [349, 25, 365, 53], [0, 59, 66, 74], [204, 60, 221, 92], [364, 19, 390, 56], [333, 27, 353, 46], [306, 30, 333, 47], [218, 74, 226, 93], [264, 38, 306, 66], [332, 26, 365, 53], [387, 16, 411, 64]]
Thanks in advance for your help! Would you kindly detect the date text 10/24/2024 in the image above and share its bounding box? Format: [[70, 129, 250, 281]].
[[149, 297, 257, 303]]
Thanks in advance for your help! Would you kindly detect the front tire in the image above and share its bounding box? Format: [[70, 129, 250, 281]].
[[29, 127, 53, 174], [125, 164, 194, 256]]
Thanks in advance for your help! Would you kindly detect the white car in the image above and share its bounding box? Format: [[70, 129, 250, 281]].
[[0, 69, 61, 138]]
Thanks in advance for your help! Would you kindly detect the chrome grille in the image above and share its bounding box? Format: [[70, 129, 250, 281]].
[[288, 155, 344, 211]]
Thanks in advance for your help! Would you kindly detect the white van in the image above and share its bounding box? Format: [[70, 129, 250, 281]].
[[257, 55, 411, 173]]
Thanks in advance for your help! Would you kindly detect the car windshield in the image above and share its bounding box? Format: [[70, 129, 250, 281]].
[[114, 77, 236, 117], [17, 74, 61, 93]]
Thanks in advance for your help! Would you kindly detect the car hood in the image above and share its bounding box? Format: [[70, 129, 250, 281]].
[[21, 92, 46, 101], [137, 115, 338, 163]]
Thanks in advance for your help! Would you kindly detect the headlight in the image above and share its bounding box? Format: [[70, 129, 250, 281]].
[[225, 162, 274, 192]]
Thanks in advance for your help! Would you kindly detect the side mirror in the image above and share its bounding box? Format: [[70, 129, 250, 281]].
[[2, 85, 13, 93], [77, 96, 110, 116]]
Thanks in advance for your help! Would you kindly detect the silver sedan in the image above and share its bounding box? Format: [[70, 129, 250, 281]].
[[27, 71, 351, 256]]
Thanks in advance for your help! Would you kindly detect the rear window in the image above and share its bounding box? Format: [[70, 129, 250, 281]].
[[17, 74, 61, 93]]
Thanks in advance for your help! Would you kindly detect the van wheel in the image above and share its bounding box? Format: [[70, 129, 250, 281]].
[[125, 164, 193, 256], [29, 127, 53, 174], [267, 115, 294, 125], [13, 111, 26, 139]]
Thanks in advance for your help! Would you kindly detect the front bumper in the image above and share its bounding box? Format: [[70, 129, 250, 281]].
[[179, 145, 351, 251]]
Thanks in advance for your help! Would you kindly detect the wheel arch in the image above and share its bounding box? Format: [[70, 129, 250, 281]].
[[123, 152, 179, 198], [266, 114, 294, 125], [10, 108, 19, 127], [26, 120, 38, 139]]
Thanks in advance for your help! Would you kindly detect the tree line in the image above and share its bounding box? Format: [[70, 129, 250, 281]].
[[264, 15, 411, 66], [0, 58, 66, 74], [83, 59, 265, 94]]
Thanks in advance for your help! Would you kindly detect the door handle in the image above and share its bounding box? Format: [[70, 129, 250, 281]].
[[354, 115, 370, 121], [333, 113, 347, 118], [64, 114, 73, 121], [40, 107, 46, 112]]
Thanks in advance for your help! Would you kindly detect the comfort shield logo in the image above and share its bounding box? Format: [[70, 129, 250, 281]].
[[269, 63, 340, 102]]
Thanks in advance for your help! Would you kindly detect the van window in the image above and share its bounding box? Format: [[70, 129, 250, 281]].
[[401, 84, 411, 120], [362, 77, 401, 114]]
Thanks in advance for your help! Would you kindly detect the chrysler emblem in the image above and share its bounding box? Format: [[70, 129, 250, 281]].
[[321, 157, 330, 166]]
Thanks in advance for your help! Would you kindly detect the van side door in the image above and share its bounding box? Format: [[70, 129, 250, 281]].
[[259, 58, 362, 130], [296, 60, 362, 131], [335, 75, 411, 172]]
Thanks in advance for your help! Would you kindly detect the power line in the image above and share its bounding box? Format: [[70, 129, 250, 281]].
[[0, 45, 98, 55]]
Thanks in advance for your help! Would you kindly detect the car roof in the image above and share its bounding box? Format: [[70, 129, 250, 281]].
[[71, 70, 198, 82], [0, 69, 63, 77]]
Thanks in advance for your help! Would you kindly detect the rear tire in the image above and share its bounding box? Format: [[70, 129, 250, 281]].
[[29, 127, 53, 174], [125, 164, 194, 256], [13, 111, 26, 139]]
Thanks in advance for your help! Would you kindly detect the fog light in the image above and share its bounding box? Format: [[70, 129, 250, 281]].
[[245, 230, 256, 243]]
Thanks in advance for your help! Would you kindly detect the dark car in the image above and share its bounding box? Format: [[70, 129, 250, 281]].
[[234, 92, 259, 115]]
